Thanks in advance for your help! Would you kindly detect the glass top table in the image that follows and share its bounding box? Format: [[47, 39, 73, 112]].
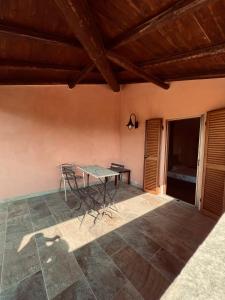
[[77, 165, 119, 221]]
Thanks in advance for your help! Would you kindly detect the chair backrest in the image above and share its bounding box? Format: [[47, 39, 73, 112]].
[[111, 163, 125, 169], [59, 163, 75, 176]]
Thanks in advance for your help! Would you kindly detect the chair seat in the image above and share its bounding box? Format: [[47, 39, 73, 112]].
[[63, 174, 83, 180]]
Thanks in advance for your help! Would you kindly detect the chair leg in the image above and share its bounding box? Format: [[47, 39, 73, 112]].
[[114, 175, 118, 186], [59, 177, 63, 192], [127, 171, 131, 184], [83, 172, 85, 187], [63, 179, 67, 201]]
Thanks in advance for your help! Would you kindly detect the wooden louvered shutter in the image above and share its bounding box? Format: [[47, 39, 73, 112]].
[[144, 118, 162, 194], [202, 108, 225, 218]]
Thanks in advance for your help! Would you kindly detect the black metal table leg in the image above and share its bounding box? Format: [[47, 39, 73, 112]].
[[87, 174, 90, 186], [127, 171, 131, 184]]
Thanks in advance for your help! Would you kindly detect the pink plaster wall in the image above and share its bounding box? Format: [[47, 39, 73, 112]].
[[120, 79, 225, 188], [1, 79, 225, 200], [0, 85, 121, 200]]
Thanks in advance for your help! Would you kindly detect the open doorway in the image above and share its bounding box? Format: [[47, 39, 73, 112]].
[[166, 117, 200, 205]]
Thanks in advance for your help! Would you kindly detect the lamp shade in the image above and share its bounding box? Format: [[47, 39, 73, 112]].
[[126, 113, 138, 130], [126, 115, 134, 129]]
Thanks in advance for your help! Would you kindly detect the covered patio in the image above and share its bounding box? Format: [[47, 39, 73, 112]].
[[0, 184, 216, 299]]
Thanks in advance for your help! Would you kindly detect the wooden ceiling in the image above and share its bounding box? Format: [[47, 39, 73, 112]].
[[0, 0, 225, 91]]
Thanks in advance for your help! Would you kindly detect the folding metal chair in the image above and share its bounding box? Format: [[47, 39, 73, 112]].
[[59, 163, 84, 202]]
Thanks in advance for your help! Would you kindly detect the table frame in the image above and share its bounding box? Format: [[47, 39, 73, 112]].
[[78, 165, 119, 218]]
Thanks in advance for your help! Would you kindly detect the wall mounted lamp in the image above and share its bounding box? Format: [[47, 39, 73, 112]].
[[126, 113, 139, 130]]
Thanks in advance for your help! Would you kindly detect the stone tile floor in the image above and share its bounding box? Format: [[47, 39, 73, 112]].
[[0, 184, 216, 300]]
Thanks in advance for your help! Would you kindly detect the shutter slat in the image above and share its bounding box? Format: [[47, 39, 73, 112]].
[[202, 108, 225, 218], [144, 118, 162, 194]]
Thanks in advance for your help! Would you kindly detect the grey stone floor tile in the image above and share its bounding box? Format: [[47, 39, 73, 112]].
[[133, 216, 193, 263], [32, 214, 56, 231], [29, 200, 51, 220], [37, 235, 83, 300], [74, 241, 127, 300], [44, 192, 64, 202], [0, 185, 216, 300], [7, 201, 29, 219], [52, 277, 95, 300], [112, 245, 170, 300], [0, 271, 47, 300], [143, 211, 182, 234], [0, 210, 7, 231], [51, 210, 73, 223], [1, 234, 40, 290], [6, 214, 33, 236], [0, 231, 6, 284], [34, 226, 62, 248], [97, 231, 128, 256], [28, 196, 46, 206], [152, 201, 194, 224], [45, 195, 67, 208], [150, 248, 185, 282], [46, 199, 73, 223], [113, 280, 144, 300], [116, 223, 160, 263], [0, 203, 8, 211]]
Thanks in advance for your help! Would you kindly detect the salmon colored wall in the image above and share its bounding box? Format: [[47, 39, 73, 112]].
[[120, 79, 225, 189], [0, 85, 121, 200], [1, 79, 225, 200]]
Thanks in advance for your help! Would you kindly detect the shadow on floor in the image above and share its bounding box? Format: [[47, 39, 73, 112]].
[[0, 184, 216, 300]]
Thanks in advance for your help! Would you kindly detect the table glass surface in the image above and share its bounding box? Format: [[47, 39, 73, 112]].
[[78, 165, 119, 178]]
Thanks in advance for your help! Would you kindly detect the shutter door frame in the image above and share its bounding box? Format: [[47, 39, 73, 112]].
[[201, 108, 225, 219], [143, 118, 162, 194]]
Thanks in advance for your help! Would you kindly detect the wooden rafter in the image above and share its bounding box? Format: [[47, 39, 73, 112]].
[[0, 60, 81, 72], [107, 51, 169, 89], [0, 0, 221, 86], [0, 79, 106, 86], [68, 63, 95, 88], [110, 0, 213, 49], [0, 22, 81, 49], [2, 41, 225, 86], [54, 0, 120, 92], [141, 43, 225, 68], [4, 42, 223, 84], [76, 0, 211, 86], [167, 71, 225, 81]]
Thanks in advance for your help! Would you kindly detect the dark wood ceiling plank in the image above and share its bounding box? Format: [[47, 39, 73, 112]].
[[54, 0, 120, 92], [110, 0, 213, 49], [75, 0, 212, 85], [140, 42, 225, 68], [0, 22, 81, 49], [107, 51, 169, 89], [193, 5, 225, 44]]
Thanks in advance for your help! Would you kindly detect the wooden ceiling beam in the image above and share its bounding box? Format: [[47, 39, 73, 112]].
[[54, 0, 120, 92], [0, 60, 82, 72], [0, 22, 81, 49], [167, 71, 225, 81], [68, 63, 95, 88], [75, 0, 211, 86], [0, 79, 106, 86], [141, 43, 225, 68], [110, 0, 212, 49], [107, 51, 169, 89]]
